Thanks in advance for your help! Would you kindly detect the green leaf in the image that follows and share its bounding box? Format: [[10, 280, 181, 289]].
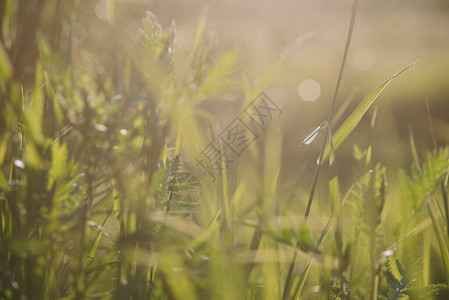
[[399, 147, 449, 213], [403, 284, 448, 299], [293, 258, 312, 300], [384, 270, 401, 290], [26, 61, 45, 145], [353, 144, 365, 161], [47, 141, 69, 189], [194, 49, 238, 102], [86, 209, 113, 261], [384, 259, 401, 290], [321, 62, 417, 164], [297, 222, 316, 253], [0, 136, 9, 189], [428, 201, 449, 285], [395, 258, 407, 279], [188, 208, 222, 250], [0, 42, 12, 87]]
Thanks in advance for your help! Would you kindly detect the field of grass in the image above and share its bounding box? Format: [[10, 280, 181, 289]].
[[1, 1, 449, 299]]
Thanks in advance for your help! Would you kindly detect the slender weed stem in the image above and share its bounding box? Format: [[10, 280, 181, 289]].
[[283, 1, 359, 298]]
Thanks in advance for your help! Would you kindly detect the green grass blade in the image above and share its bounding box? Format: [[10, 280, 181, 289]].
[[321, 61, 418, 163], [326, 0, 359, 122], [427, 200, 449, 285], [442, 182, 449, 236], [283, 249, 299, 300], [286, 1, 360, 295], [86, 206, 114, 260], [293, 258, 312, 300], [0, 42, 13, 86], [0, 137, 9, 190], [188, 208, 222, 250]]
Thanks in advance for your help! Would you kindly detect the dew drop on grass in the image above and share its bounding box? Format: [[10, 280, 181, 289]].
[[111, 94, 122, 102], [14, 159, 25, 169], [94, 124, 107, 132]]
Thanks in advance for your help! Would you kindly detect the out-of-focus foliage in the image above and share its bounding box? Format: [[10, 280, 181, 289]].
[[399, 147, 449, 213], [0, 2, 237, 299], [1, 1, 449, 300]]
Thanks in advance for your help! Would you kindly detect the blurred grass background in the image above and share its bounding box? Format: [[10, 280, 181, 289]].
[[2, 0, 449, 298], [142, 0, 449, 189], [14, 0, 448, 177], [7, 0, 449, 252]]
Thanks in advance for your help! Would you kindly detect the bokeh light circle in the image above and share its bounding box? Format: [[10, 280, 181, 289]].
[[298, 79, 321, 102]]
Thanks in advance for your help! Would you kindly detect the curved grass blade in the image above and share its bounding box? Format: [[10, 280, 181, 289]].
[[0, 43, 13, 86], [427, 200, 449, 285], [321, 61, 418, 164], [293, 258, 312, 300], [285, 0, 359, 295]]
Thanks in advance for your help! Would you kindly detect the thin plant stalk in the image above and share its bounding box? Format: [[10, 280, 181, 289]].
[[165, 126, 183, 212], [425, 98, 449, 236], [282, 1, 359, 298]]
